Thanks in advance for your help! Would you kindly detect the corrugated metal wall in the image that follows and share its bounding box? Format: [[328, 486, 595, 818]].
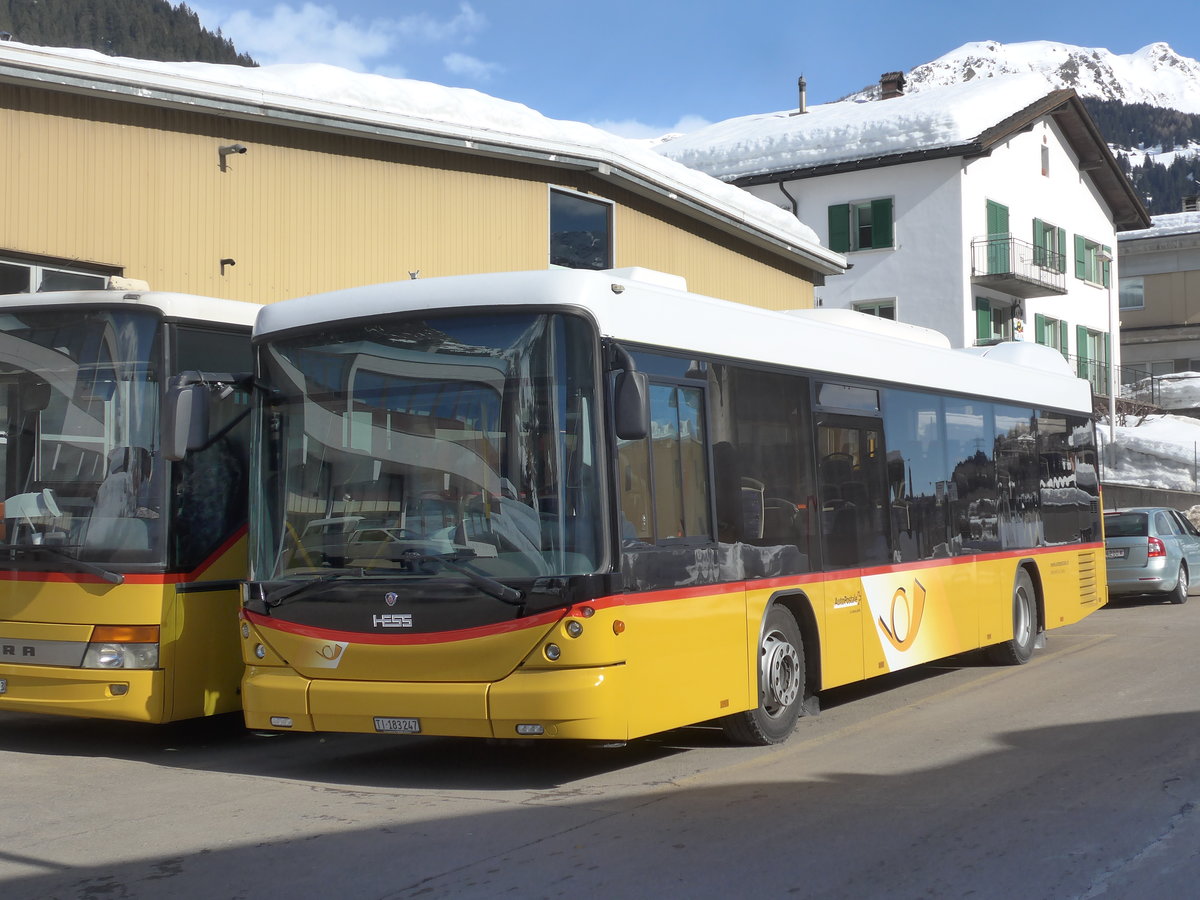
[[1, 83, 819, 309]]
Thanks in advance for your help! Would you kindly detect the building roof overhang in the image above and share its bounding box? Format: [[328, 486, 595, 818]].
[[0, 44, 846, 277], [730, 89, 1151, 232]]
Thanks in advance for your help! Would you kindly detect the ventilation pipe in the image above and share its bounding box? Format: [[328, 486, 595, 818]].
[[790, 75, 808, 116]]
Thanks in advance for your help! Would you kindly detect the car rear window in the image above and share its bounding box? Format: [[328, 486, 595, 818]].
[[1105, 513, 1148, 537]]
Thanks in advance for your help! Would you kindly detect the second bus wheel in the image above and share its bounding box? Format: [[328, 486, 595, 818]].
[[721, 605, 805, 745], [987, 568, 1038, 665]]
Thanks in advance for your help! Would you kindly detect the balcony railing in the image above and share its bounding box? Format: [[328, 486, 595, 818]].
[[1068, 355, 1163, 405], [970, 235, 1067, 298]]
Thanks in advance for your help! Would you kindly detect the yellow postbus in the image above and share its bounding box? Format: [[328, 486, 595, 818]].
[[0, 289, 257, 723], [240, 268, 1104, 744]]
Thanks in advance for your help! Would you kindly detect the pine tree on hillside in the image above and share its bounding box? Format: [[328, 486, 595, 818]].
[[0, 0, 255, 66]]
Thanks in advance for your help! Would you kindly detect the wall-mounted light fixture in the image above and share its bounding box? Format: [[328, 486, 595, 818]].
[[218, 143, 247, 172], [220, 258, 236, 275]]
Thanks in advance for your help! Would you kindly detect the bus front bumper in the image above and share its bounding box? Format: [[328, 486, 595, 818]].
[[242, 663, 628, 741], [0, 662, 166, 722]]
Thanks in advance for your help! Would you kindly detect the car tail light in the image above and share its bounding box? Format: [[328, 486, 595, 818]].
[[1148, 537, 1167, 558]]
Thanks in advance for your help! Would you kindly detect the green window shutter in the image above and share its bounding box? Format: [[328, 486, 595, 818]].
[[1033, 219, 1045, 267], [828, 204, 850, 253], [1076, 325, 1089, 378], [976, 297, 991, 342], [1059, 321, 1069, 359], [871, 198, 894, 248], [1102, 244, 1112, 287], [1074, 235, 1087, 280], [1056, 228, 1067, 273], [1035, 313, 1047, 345]]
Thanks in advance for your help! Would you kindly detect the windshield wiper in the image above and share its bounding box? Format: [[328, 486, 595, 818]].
[[0, 543, 124, 585], [397, 550, 525, 606], [264, 568, 364, 608]]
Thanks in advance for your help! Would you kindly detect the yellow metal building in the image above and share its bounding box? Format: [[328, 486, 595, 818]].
[[0, 43, 843, 307]]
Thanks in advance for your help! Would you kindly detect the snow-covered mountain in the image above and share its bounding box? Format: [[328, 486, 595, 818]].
[[848, 41, 1200, 115]]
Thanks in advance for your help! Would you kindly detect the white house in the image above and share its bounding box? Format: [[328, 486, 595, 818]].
[[657, 74, 1150, 396]]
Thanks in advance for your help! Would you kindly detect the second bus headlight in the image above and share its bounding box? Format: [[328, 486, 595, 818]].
[[81, 625, 160, 670]]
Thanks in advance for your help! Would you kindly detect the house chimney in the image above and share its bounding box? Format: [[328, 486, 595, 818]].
[[880, 71, 906, 99], [1184, 194, 1199, 213], [791, 75, 808, 116]]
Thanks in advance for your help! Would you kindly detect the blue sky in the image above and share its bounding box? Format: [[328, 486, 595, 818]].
[[191, 1, 1200, 137]]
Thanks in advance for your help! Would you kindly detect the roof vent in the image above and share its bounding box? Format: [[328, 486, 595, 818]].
[[1184, 195, 1199, 213], [790, 75, 808, 116], [880, 71, 906, 99]]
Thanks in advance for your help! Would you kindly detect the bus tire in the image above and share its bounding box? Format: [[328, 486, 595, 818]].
[[988, 568, 1038, 666], [721, 605, 805, 745]]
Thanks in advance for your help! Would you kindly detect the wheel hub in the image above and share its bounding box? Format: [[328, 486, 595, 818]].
[[761, 630, 800, 715]]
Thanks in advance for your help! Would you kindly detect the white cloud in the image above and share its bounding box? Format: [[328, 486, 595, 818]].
[[443, 52, 500, 81], [193, 2, 494, 79], [592, 114, 713, 141]]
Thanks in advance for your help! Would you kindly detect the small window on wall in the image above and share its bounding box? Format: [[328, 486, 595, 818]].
[[550, 188, 613, 270], [975, 297, 1011, 345], [1119, 276, 1144, 310], [0, 258, 108, 293], [1035, 314, 1069, 359], [828, 199, 894, 252], [854, 300, 896, 320], [1073, 236, 1111, 287], [1033, 219, 1067, 273]]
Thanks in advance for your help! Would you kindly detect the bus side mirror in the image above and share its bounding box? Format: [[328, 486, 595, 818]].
[[163, 382, 210, 461], [614, 370, 649, 441]]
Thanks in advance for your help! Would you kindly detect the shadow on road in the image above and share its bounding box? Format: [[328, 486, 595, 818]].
[[3, 709, 1198, 899]]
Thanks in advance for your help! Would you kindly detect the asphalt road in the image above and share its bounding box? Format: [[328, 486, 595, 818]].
[[2, 594, 1198, 899]]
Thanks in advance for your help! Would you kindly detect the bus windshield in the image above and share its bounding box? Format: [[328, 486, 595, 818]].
[[0, 306, 165, 567], [254, 310, 603, 588]]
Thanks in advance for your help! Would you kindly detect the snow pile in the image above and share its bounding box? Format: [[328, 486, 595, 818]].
[[655, 74, 1056, 180], [1125, 371, 1200, 410], [1120, 211, 1200, 242], [0, 42, 822, 250], [1104, 413, 1200, 490]]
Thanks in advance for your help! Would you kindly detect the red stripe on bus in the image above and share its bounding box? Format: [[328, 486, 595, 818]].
[[244, 541, 1105, 645], [0, 526, 248, 586], [243, 606, 566, 645]]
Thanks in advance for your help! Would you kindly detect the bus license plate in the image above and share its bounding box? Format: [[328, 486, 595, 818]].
[[374, 716, 420, 734], [0, 678, 6, 694]]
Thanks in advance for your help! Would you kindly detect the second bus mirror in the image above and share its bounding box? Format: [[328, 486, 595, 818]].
[[614, 370, 649, 441], [163, 383, 211, 461]]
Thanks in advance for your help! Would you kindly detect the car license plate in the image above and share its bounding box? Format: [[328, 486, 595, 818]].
[[374, 716, 420, 734], [1106, 548, 1126, 559], [0, 678, 6, 694]]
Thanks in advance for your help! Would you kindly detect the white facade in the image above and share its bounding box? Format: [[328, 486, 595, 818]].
[[743, 115, 1120, 382]]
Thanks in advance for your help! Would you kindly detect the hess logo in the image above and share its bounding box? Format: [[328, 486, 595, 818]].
[[372, 614, 413, 628]]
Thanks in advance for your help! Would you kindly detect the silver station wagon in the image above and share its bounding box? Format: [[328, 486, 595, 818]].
[[1104, 507, 1200, 605]]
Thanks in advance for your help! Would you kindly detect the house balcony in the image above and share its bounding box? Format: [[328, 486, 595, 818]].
[[970, 236, 1067, 299]]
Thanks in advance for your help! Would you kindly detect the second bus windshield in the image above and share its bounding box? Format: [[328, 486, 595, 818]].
[[254, 310, 602, 585]]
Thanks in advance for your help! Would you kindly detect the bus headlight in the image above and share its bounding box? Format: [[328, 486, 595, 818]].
[[82, 626, 160, 670]]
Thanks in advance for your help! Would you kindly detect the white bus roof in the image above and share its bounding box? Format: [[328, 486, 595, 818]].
[[0, 290, 260, 327], [254, 268, 1093, 415]]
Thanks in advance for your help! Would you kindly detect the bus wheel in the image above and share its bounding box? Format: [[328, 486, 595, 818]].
[[988, 568, 1037, 666], [721, 605, 804, 745]]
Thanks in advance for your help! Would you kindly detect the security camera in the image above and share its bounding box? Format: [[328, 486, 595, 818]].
[[219, 143, 247, 155]]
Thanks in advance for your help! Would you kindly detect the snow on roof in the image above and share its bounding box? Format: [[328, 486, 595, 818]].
[[1119, 211, 1200, 241], [655, 73, 1057, 180], [0, 42, 840, 272]]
